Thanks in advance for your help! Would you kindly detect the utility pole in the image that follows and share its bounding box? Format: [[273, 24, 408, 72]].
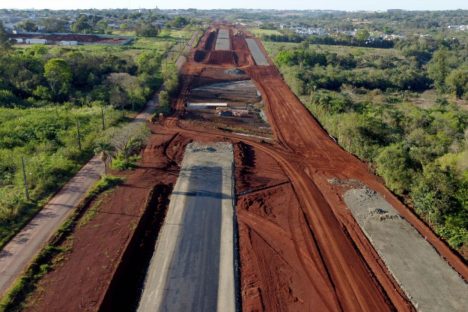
[[21, 157, 30, 201], [101, 106, 105, 130], [76, 120, 82, 151]]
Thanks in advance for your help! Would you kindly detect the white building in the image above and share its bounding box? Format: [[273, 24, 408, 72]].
[[25, 38, 47, 44], [59, 41, 78, 46]]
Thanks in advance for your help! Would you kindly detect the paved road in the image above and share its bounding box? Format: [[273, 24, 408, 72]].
[[0, 103, 156, 297], [138, 142, 236, 312]]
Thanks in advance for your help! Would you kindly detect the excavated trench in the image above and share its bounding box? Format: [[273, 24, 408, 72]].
[[99, 183, 173, 312]]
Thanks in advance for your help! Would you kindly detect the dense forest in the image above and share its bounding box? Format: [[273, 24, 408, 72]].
[[266, 34, 468, 255]]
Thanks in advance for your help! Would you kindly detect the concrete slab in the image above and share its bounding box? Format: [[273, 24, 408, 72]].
[[138, 142, 235, 312], [343, 187, 468, 312], [246, 38, 269, 66], [216, 29, 230, 50]]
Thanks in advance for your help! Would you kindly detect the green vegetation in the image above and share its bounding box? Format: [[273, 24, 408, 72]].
[[98, 122, 150, 170], [0, 28, 185, 247], [266, 39, 468, 255], [0, 174, 122, 312], [0, 106, 122, 247], [156, 62, 180, 116], [0, 21, 11, 49], [87, 175, 123, 198]]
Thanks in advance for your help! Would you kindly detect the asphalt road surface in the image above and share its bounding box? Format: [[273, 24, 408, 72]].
[[138, 142, 236, 312]]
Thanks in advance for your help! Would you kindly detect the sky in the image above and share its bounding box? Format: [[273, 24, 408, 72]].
[[1, 0, 467, 11]]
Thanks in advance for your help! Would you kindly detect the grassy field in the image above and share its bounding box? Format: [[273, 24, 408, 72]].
[[263, 41, 403, 59], [13, 28, 197, 58], [248, 28, 283, 37]]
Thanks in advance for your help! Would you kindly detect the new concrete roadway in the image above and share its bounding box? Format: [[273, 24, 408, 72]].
[[138, 142, 236, 312]]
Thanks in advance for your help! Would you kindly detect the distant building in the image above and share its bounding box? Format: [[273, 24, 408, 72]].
[[25, 38, 47, 44], [59, 40, 78, 46]]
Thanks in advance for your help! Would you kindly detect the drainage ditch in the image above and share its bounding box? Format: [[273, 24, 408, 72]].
[[99, 183, 173, 312]]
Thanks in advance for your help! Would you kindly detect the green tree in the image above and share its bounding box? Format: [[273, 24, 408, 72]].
[[428, 49, 450, 92], [96, 20, 108, 33], [71, 15, 92, 34], [355, 29, 370, 42], [41, 18, 67, 33], [0, 21, 11, 50], [158, 90, 171, 114], [161, 63, 179, 95], [375, 143, 414, 194], [44, 58, 72, 100], [18, 20, 38, 32], [411, 164, 460, 226], [135, 23, 160, 37], [168, 16, 189, 28], [446, 68, 468, 99]]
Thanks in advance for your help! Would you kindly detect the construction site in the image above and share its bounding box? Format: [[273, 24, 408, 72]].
[[10, 25, 468, 312]]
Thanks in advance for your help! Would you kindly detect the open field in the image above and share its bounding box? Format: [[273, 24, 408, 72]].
[[247, 28, 283, 37], [263, 40, 404, 60]]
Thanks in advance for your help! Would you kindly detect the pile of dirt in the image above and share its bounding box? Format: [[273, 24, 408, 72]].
[[234, 142, 286, 194]]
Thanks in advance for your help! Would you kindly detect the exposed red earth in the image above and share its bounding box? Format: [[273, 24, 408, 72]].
[[170, 26, 468, 311], [21, 25, 467, 312]]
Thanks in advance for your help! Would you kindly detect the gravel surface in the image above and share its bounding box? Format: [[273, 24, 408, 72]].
[[344, 187, 468, 312]]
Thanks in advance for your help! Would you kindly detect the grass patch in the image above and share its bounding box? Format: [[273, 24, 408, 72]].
[[262, 41, 403, 60], [88, 175, 124, 198], [248, 28, 283, 37], [0, 175, 122, 312]]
